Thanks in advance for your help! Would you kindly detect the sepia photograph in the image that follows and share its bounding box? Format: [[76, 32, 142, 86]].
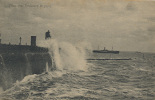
[[0, 0, 155, 99]]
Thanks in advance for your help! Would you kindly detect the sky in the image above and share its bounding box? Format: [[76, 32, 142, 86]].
[[0, 0, 155, 52]]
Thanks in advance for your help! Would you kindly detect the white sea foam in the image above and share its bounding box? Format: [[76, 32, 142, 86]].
[[38, 39, 92, 72], [0, 87, 3, 93]]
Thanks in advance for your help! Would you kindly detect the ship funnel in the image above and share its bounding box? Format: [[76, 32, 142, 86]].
[[31, 36, 36, 46]]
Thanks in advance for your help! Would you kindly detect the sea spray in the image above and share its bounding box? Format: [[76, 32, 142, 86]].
[[38, 39, 62, 70], [0, 87, 3, 93], [38, 39, 92, 72]]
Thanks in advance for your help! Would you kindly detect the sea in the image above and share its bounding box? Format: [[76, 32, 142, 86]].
[[0, 40, 155, 100]]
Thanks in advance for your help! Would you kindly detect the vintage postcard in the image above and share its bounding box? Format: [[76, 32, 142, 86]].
[[0, 0, 155, 100]]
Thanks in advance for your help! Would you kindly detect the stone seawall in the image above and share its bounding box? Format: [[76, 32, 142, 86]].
[[0, 53, 55, 90]]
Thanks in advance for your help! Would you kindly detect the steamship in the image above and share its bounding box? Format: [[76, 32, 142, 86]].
[[93, 47, 119, 54]]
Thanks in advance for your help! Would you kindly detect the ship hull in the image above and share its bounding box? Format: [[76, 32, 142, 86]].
[[93, 50, 119, 54]]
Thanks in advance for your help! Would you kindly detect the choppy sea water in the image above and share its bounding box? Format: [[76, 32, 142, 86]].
[[0, 51, 155, 100]]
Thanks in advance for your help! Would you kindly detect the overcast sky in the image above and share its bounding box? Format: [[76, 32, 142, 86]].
[[0, 0, 155, 52]]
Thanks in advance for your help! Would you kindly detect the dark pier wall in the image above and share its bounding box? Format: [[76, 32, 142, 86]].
[[0, 53, 55, 90]]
